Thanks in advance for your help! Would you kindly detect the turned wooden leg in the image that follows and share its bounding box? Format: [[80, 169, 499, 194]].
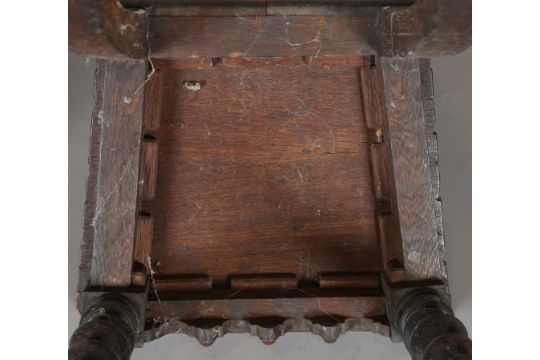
[[69, 294, 141, 360], [389, 287, 472, 360]]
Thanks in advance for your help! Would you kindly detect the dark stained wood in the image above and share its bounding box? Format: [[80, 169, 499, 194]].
[[386, 286, 471, 359], [266, 4, 387, 16], [267, 0, 411, 3], [69, 0, 147, 58], [73, 53, 456, 354], [369, 144, 391, 200], [133, 215, 154, 269], [148, 15, 378, 59], [87, 59, 147, 287], [70, 0, 471, 60], [146, 4, 399, 17], [146, 293, 386, 321], [69, 294, 141, 360], [377, 214, 405, 282], [153, 275, 213, 292], [146, 60, 383, 288], [359, 65, 405, 282], [142, 70, 164, 131], [150, 4, 267, 17], [359, 66, 384, 130], [378, 57, 445, 282], [144, 294, 389, 345], [123, 0, 413, 7], [139, 139, 159, 200], [78, 61, 106, 295], [419, 59, 446, 279], [151, 55, 372, 71], [230, 274, 299, 290], [130, 56, 449, 340], [380, 0, 472, 57], [70, 0, 471, 354], [319, 272, 381, 289]]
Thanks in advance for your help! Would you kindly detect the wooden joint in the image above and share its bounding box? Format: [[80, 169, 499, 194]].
[[360, 62, 406, 283], [379, 0, 472, 57], [69, 0, 148, 59], [377, 215, 405, 282]]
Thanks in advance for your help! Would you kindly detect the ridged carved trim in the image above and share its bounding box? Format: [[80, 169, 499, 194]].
[[390, 288, 471, 360], [143, 317, 390, 346], [69, 294, 141, 360]]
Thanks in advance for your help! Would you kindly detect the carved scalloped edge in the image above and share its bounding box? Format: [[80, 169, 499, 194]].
[[143, 317, 390, 346]]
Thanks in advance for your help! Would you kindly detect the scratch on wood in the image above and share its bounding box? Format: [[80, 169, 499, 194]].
[[92, 155, 134, 226], [284, 16, 325, 57], [291, 97, 336, 153]]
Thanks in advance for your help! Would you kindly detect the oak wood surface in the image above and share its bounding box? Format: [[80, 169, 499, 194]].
[[123, 0, 413, 5], [146, 293, 386, 321], [69, 1, 469, 350], [144, 295, 389, 345], [139, 139, 159, 201], [419, 58, 447, 283], [145, 60, 383, 288], [70, 0, 471, 59], [379, 57, 444, 282], [78, 61, 106, 294], [380, 0, 472, 57], [77, 55, 448, 338], [69, 0, 147, 59], [148, 15, 378, 59], [134, 215, 154, 270], [86, 59, 146, 287], [359, 65, 405, 282]]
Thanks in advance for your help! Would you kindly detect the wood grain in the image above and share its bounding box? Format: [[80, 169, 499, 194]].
[[154, 275, 213, 292], [123, 0, 413, 5], [359, 65, 405, 281], [88, 59, 146, 287], [78, 61, 106, 294], [419, 58, 448, 282], [143, 292, 389, 344], [148, 15, 378, 59], [230, 274, 299, 290], [139, 139, 159, 200], [359, 67, 384, 131], [151, 55, 372, 71], [146, 293, 386, 321], [380, 0, 472, 57], [142, 70, 164, 131], [134, 215, 154, 267], [379, 57, 444, 281], [70, 4, 469, 349], [69, 0, 147, 58], [319, 272, 381, 289], [70, 0, 470, 59], [146, 61, 383, 287]]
